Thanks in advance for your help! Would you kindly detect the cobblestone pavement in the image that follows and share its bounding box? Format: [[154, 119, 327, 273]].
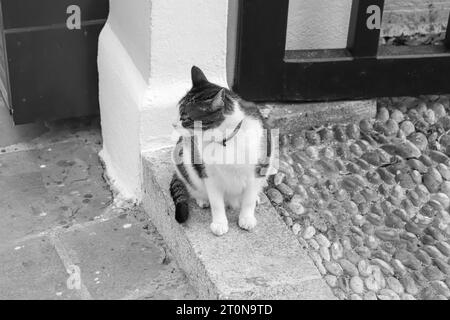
[[0, 118, 197, 300], [266, 95, 450, 300]]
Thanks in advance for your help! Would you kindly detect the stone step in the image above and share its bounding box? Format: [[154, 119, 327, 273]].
[[142, 148, 335, 299]]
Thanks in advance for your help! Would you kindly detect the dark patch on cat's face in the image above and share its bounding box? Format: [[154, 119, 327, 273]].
[[178, 66, 238, 130]]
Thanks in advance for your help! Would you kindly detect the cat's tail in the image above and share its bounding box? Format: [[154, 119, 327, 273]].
[[169, 174, 190, 223]]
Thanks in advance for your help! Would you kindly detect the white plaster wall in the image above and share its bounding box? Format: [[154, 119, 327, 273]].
[[108, 0, 151, 80], [98, 23, 146, 200], [99, 0, 231, 200], [140, 0, 230, 151]]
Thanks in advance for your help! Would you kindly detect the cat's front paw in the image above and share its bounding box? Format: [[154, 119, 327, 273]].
[[210, 221, 229, 236], [239, 215, 257, 231]]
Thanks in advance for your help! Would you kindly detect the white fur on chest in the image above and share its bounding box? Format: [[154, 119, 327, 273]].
[[203, 116, 263, 194]]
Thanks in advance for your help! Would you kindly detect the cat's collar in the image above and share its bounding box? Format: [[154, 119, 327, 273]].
[[221, 119, 244, 147]]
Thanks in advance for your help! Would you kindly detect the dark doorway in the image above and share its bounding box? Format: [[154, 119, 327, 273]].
[[0, 0, 109, 124]]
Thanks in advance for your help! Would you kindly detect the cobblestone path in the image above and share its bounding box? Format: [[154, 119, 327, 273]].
[[266, 95, 450, 300]]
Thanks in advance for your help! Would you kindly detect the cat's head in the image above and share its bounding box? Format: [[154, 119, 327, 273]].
[[175, 66, 240, 131]]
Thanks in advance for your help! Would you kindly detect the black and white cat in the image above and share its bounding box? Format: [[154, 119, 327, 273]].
[[170, 66, 277, 236]]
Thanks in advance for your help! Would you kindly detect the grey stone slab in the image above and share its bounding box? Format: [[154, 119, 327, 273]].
[[0, 149, 42, 176], [0, 237, 79, 300], [0, 172, 51, 244], [142, 149, 335, 300], [58, 214, 196, 300], [260, 100, 376, 135], [0, 142, 113, 244]]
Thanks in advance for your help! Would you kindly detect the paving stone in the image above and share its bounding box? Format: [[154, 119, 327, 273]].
[[292, 224, 302, 236], [365, 276, 380, 292], [331, 241, 344, 261], [357, 260, 371, 278], [430, 150, 450, 165], [401, 293, 416, 300], [339, 259, 359, 277], [372, 266, 387, 289], [349, 276, 364, 294], [350, 293, 363, 300], [337, 276, 350, 293], [276, 183, 294, 199], [377, 108, 390, 122], [333, 289, 347, 300], [378, 288, 400, 300], [364, 291, 378, 300], [347, 124, 361, 140], [387, 276, 404, 294], [343, 250, 362, 266], [391, 259, 407, 277], [273, 172, 285, 186], [434, 258, 450, 275], [421, 286, 438, 300], [381, 141, 421, 158], [267, 188, 284, 205], [59, 216, 193, 300], [315, 234, 331, 248], [409, 133, 428, 151], [0, 171, 50, 243], [415, 249, 432, 266], [302, 226, 316, 240], [0, 237, 78, 300], [394, 250, 422, 271], [306, 130, 321, 145], [0, 122, 203, 300], [424, 168, 443, 193], [425, 227, 446, 242], [288, 195, 306, 216], [431, 280, 450, 297], [400, 121, 415, 136], [318, 128, 333, 143], [324, 261, 343, 277], [401, 275, 419, 295], [375, 228, 400, 242], [0, 142, 113, 245], [371, 258, 394, 276], [319, 246, 331, 262], [435, 241, 450, 257], [423, 265, 445, 281]]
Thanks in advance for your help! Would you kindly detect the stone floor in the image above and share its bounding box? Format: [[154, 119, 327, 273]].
[[0, 115, 197, 300], [266, 95, 450, 300]]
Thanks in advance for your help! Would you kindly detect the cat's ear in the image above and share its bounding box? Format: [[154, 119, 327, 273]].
[[211, 89, 225, 110], [191, 66, 208, 87]]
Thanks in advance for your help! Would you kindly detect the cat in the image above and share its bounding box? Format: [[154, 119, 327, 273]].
[[170, 66, 277, 236]]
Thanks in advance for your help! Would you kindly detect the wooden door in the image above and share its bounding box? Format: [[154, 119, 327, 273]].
[[0, 0, 109, 124]]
